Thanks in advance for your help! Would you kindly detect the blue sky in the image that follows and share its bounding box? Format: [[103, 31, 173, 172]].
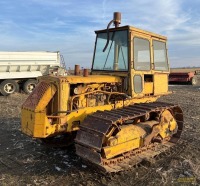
[[0, 0, 199, 68]]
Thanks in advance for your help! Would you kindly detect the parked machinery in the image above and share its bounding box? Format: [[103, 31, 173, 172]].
[[21, 13, 183, 172], [169, 69, 200, 86], [0, 51, 66, 95]]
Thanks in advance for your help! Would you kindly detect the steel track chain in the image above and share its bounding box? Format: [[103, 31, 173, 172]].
[[75, 101, 184, 172]]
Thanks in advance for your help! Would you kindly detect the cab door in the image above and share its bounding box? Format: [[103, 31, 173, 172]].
[[152, 38, 169, 95], [130, 33, 153, 98]]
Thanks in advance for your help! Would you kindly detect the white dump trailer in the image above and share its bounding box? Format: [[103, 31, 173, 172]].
[[0, 51, 64, 95]]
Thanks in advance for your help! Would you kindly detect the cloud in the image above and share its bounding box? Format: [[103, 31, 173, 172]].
[[0, 0, 199, 68]]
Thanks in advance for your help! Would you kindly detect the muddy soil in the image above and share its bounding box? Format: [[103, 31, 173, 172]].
[[0, 85, 200, 186]]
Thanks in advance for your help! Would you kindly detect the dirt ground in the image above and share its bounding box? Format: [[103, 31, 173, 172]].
[[0, 85, 200, 186]]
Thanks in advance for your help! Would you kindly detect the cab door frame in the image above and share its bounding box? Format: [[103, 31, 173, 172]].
[[151, 37, 170, 95], [130, 31, 153, 98]]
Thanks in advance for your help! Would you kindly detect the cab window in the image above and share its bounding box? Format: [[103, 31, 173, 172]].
[[153, 40, 168, 71], [134, 37, 151, 71], [93, 30, 128, 71]]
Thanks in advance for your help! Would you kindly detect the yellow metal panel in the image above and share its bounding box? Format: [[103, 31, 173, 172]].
[[21, 109, 35, 136], [108, 125, 146, 145], [103, 139, 141, 159], [59, 83, 70, 114], [21, 109, 60, 138], [96, 26, 167, 40], [21, 110, 46, 137], [22, 93, 159, 138], [64, 96, 159, 132], [33, 112, 48, 137], [144, 82, 153, 94], [104, 125, 146, 159], [129, 26, 167, 40], [154, 74, 168, 95], [65, 75, 121, 84], [35, 84, 57, 111], [21, 82, 58, 138], [22, 74, 160, 138], [22, 82, 57, 112]]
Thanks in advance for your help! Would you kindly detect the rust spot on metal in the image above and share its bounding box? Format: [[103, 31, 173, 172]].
[[22, 81, 50, 110]]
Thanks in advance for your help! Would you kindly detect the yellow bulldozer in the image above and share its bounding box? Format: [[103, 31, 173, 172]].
[[21, 12, 183, 172]]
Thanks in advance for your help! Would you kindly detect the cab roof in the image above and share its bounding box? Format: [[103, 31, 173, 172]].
[[95, 25, 167, 40]]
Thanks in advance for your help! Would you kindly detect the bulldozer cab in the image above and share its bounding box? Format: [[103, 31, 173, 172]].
[[91, 25, 170, 97]]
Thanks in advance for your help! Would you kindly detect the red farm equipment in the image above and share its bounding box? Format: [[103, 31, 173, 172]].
[[169, 69, 200, 86]]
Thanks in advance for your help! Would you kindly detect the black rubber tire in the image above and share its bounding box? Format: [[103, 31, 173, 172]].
[[0, 80, 19, 96], [23, 79, 37, 94]]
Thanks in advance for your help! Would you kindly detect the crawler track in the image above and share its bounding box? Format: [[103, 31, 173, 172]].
[[75, 101, 183, 172]]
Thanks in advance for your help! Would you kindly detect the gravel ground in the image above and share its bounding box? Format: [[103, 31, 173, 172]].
[[0, 85, 200, 186]]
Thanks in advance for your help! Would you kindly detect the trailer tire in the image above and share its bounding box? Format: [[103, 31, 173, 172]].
[[0, 80, 19, 96], [23, 79, 37, 94]]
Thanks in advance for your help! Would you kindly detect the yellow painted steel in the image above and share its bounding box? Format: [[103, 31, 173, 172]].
[[103, 109, 177, 159], [104, 139, 141, 159], [21, 72, 171, 138], [19, 16, 180, 170], [159, 110, 177, 139], [103, 125, 146, 159], [108, 125, 146, 146], [154, 74, 168, 95], [21, 83, 57, 137], [65, 75, 121, 84], [21, 24, 171, 141], [144, 82, 153, 94], [21, 90, 159, 138]]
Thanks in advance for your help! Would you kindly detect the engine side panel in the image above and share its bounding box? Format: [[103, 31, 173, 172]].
[[21, 76, 160, 138]]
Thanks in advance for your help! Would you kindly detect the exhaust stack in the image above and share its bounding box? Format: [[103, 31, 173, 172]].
[[103, 12, 122, 52], [74, 65, 80, 75], [113, 12, 121, 28]]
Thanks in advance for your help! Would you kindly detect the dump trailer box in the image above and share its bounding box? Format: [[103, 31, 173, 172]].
[[0, 51, 64, 95], [0, 51, 61, 79]]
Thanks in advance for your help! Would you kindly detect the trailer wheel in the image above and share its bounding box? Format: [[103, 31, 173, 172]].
[[23, 79, 37, 94], [0, 80, 19, 96], [192, 76, 198, 86]]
